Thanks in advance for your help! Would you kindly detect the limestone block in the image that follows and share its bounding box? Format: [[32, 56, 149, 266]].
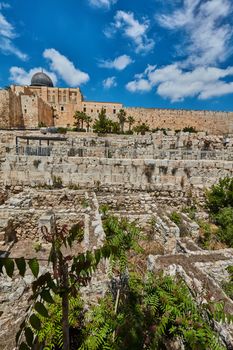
[[39, 211, 56, 235]]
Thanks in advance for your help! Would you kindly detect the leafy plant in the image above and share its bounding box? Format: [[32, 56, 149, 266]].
[[92, 108, 112, 134], [33, 159, 41, 168], [206, 177, 233, 215], [117, 109, 127, 133], [81, 198, 89, 208], [0, 220, 121, 349], [33, 242, 42, 253], [36, 294, 85, 350], [50, 175, 62, 189], [80, 273, 228, 350], [133, 122, 150, 135], [182, 126, 198, 133], [57, 127, 67, 134], [222, 266, 233, 301], [170, 211, 182, 225], [205, 177, 233, 247]]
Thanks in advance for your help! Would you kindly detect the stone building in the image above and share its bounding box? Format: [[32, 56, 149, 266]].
[[8, 72, 123, 128], [0, 71, 233, 134]]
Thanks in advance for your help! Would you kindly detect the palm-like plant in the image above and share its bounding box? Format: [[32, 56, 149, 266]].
[[127, 116, 135, 132], [117, 109, 127, 133], [74, 111, 89, 130], [73, 111, 83, 129], [85, 115, 92, 132]]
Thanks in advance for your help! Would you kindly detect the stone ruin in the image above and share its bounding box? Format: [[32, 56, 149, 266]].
[[0, 130, 233, 349]]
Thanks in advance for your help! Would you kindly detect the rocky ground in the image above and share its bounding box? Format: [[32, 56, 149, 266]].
[[0, 188, 233, 349]]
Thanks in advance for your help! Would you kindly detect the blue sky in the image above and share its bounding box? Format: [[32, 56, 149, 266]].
[[0, 0, 233, 111]]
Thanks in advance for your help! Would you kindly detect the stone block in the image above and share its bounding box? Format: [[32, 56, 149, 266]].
[[39, 211, 56, 235]]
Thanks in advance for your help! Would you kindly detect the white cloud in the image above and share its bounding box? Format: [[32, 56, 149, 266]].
[[157, 0, 233, 67], [0, 7, 28, 60], [43, 48, 90, 86], [103, 76, 117, 89], [127, 0, 233, 102], [99, 54, 133, 70], [126, 64, 233, 101], [9, 66, 57, 86], [89, 0, 117, 9], [105, 11, 154, 54], [158, 0, 201, 30], [126, 78, 152, 93]]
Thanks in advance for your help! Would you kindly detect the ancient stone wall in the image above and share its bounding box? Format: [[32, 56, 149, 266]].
[[20, 95, 53, 128], [82, 101, 123, 120], [4, 86, 233, 134], [126, 107, 233, 135], [0, 90, 23, 128], [37, 97, 54, 127], [0, 90, 10, 128], [1, 155, 232, 192], [21, 95, 40, 127], [9, 90, 24, 128]]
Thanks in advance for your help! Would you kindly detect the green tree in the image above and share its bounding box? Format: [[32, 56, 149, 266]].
[[133, 122, 150, 135], [206, 177, 233, 214], [80, 272, 228, 350], [84, 115, 92, 132], [73, 111, 87, 130], [109, 120, 120, 134], [205, 177, 233, 248], [117, 109, 127, 133], [127, 115, 135, 132], [0, 212, 232, 349], [93, 108, 111, 134], [0, 219, 122, 350]]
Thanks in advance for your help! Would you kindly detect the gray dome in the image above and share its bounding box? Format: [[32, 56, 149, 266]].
[[30, 72, 54, 87]]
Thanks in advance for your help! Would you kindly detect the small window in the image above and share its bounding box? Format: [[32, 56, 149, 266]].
[[113, 109, 116, 114], [83, 107, 86, 112], [61, 106, 64, 111], [97, 109, 99, 113], [91, 109, 93, 113], [24, 109, 27, 113]]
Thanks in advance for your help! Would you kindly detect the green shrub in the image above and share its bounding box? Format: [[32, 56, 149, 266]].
[[222, 266, 233, 300], [205, 178, 233, 247], [206, 177, 233, 215], [216, 207, 233, 246], [182, 126, 198, 133], [38, 121, 47, 128], [57, 127, 67, 134], [133, 122, 150, 135], [81, 198, 89, 208], [170, 211, 182, 225], [52, 175, 63, 189], [33, 242, 42, 252], [33, 159, 41, 168]]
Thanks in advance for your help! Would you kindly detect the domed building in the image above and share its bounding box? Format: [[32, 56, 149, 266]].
[[30, 72, 54, 88], [0, 70, 123, 128]]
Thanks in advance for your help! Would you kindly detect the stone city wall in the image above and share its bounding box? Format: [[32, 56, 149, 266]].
[[126, 107, 233, 135], [0, 90, 23, 128], [1, 155, 232, 192], [3, 85, 233, 134], [37, 96, 54, 127], [20, 95, 53, 128]]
